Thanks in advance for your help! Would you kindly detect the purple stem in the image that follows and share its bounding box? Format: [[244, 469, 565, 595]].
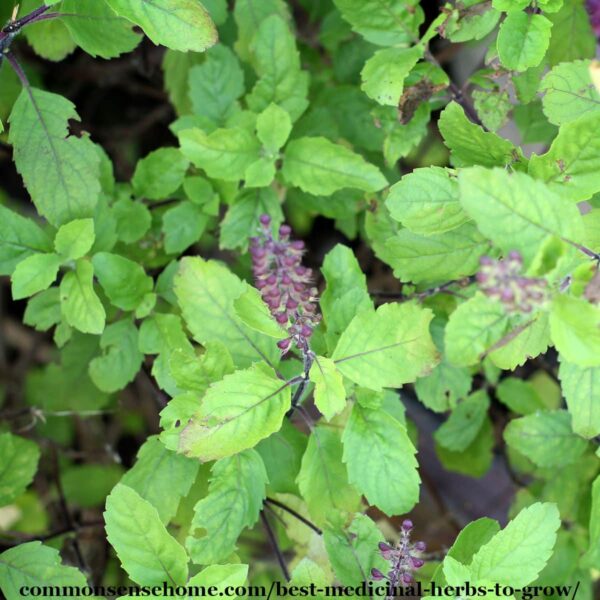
[[4, 51, 30, 89], [4, 5, 52, 32]]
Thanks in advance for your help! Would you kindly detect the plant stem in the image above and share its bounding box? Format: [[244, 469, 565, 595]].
[[3, 5, 52, 33], [260, 510, 291, 582], [265, 497, 322, 536], [424, 48, 486, 130]]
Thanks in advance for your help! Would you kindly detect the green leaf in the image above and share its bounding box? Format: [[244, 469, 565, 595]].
[[61, 0, 142, 59], [438, 102, 523, 168], [187, 563, 249, 593], [458, 167, 583, 264], [546, 0, 596, 66], [529, 112, 600, 202], [469, 502, 560, 586], [320, 244, 373, 350], [233, 286, 287, 339], [332, 0, 423, 46], [121, 436, 199, 524], [132, 148, 189, 201], [162, 201, 209, 254], [179, 127, 261, 182], [112, 197, 152, 244], [473, 89, 511, 132], [0, 542, 89, 600], [282, 136, 387, 196], [497, 12, 553, 72], [361, 46, 423, 106], [541, 59, 600, 126], [442, 517, 501, 572], [104, 0, 217, 52], [233, 0, 290, 62], [559, 360, 600, 439], [186, 449, 267, 564], [496, 377, 545, 416], [244, 157, 276, 187], [386, 167, 468, 235], [188, 45, 245, 125], [434, 390, 490, 452], [0, 204, 52, 276], [332, 303, 438, 391], [0, 433, 40, 506], [309, 356, 346, 421], [104, 483, 188, 585], [323, 514, 387, 587], [297, 426, 361, 525], [8, 88, 101, 227], [415, 359, 472, 413], [24, 287, 61, 332], [445, 293, 512, 367], [255, 421, 307, 495], [20, 0, 75, 61], [220, 188, 283, 252], [59, 259, 105, 335], [581, 475, 600, 568], [179, 364, 291, 461], [54, 218, 95, 260], [61, 464, 124, 508], [11, 253, 61, 300], [342, 403, 419, 516], [89, 319, 143, 393], [256, 103, 292, 152], [162, 49, 205, 115], [504, 409, 588, 467], [436, 417, 494, 478], [383, 222, 490, 284], [246, 15, 309, 121], [92, 252, 153, 311], [550, 295, 600, 367], [488, 312, 551, 371], [175, 257, 279, 367]]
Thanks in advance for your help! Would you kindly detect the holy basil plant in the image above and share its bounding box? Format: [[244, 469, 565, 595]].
[[0, 0, 600, 598]]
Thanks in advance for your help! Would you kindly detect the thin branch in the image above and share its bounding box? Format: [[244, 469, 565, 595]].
[[3, 5, 52, 32], [50, 446, 88, 574], [0, 520, 104, 548], [260, 510, 291, 582], [265, 498, 322, 536], [370, 276, 476, 303], [424, 49, 486, 130]]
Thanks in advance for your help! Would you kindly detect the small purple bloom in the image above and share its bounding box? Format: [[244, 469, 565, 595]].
[[586, 0, 600, 37], [251, 215, 321, 355], [477, 251, 549, 314]]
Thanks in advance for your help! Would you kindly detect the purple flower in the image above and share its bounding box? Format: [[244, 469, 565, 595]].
[[477, 251, 549, 314], [586, 0, 600, 37], [372, 520, 426, 595], [250, 215, 321, 355]]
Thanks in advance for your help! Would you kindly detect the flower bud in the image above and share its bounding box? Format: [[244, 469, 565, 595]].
[[401, 573, 413, 585], [259, 214, 271, 226], [401, 519, 413, 532], [411, 558, 424, 569], [413, 541, 426, 552], [370, 568, 385, 581], [277, 338, 291, 351]]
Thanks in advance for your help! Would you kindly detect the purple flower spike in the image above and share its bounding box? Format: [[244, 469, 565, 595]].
[[477, 251, 549, 314], [250, 216, 321, 355], [374, 520, 426, 592]]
